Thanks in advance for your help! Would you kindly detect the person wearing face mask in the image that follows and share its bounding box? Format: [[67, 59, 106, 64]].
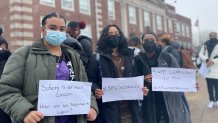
[[92, 24, 149, 123], [0, 12, 98, 123], [199, 32, 218, 108], [0, 37, 12, 123], [134, 32, 192, 123]]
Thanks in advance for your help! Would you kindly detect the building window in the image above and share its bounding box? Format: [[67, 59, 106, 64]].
[[156, 15, 162, 30], [61, 0, 74, 11], [40, 0, 55, 7], [176, 23, 181, 35], [108, 0, 115, 19], [168, 19, 173, 33], [128, 6, 137, 25], [79, 0, 91, 15], [81, 24, 92, 38], [0, 25, 4, 36], [143, 10, 151, 27], [181, 24, 186, 36], [186, 26, 190, 37]]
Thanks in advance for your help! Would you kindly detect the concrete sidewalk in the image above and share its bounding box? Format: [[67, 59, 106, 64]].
[[186, 74, 218, 123]]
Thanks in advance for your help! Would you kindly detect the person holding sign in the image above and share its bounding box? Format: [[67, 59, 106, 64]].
[[134, 32, 192, 123], [92, 24, 149, 123], [0, 12, 98, 123], [199, 32, 218, 108]]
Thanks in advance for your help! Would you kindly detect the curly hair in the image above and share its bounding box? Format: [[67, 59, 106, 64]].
[[96, 24, 130, 55]]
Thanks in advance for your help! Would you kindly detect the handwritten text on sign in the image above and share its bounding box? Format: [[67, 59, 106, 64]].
[[102, 76, 144, 103], [37, 80, 92, 116], [152, 68, 197, 92]]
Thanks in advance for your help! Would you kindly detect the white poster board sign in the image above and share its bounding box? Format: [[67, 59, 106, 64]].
[[102, 76, 144, 102], [198, 62, 209, 78], [152, 68, 197, 92], [37, 80, 92, 116]]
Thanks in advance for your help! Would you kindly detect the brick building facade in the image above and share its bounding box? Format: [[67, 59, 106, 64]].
[[0, 0, 192, 51]]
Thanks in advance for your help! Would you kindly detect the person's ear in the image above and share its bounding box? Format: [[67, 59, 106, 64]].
[[41, 27, 46, 36]]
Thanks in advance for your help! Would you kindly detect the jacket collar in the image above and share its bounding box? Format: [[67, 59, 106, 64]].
[[31, 38, 70, 55], [31, 38, 50, 55]]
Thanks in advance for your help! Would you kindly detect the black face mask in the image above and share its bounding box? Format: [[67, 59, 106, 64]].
[[105, 35, 120, 48], [143, 41, 156, 53]]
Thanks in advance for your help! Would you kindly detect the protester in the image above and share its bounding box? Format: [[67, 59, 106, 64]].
[[128, 36, 141, 56], [0, 37, 12, 123], [0, 37, 11, 76], [159, 32, 182, 65], [178, 45, 195, 69], [92, 24, 149, 123], [134, 31, 192, 123], [0, 12, 98, 123], [66, 21, 93, 58], [199, 32, 218, 108]]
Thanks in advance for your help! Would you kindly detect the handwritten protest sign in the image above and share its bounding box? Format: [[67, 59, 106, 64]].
[[37, 80, 92, 116], [102, 76, 144, 102], [152, 67, 197, 92]]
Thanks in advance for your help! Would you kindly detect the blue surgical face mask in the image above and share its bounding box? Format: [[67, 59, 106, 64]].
[[45, 30, 66, 46]]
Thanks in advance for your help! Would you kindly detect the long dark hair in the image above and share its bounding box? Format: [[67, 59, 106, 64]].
[[96, 24, 130, 55]]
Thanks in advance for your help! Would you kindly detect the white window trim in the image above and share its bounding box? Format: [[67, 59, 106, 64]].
[[168, 19, 173, 33], [61, 0, 74, 11], [156, 15, 162, 30], [128, 6, 137, 25], [40, 0, 55, 7], [186, 26, 190, 37], [143, 10, 151, 27], [81, 24, 92, 38], [176, 23, 181, 35], [181, 24, 186, 36], [108, 0, 115, 20], [79, 0, 91, 15]]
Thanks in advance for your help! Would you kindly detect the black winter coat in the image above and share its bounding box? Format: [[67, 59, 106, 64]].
[[92, 49, 143, 123], [0, 50, 12, 123], [134, 51, 191, 123], [0, 50, 11, 77]]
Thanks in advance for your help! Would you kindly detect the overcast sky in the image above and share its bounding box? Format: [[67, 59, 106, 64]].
[[165, 0, 217, 33]]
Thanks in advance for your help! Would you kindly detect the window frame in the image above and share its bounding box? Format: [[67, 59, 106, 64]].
[[186, 26, 190, 37], [156, 15, 163, 30], [168, 19, 173, 33], [128, 5, 137, 25], [108, 0, 115, 20], [79, 0, 91, 15], [176, 23, 181, 35], [143, 10, 151, 27], [40, 0, 55, 7], [80, 24, 92, 38], [61, 0, 74, 11]]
